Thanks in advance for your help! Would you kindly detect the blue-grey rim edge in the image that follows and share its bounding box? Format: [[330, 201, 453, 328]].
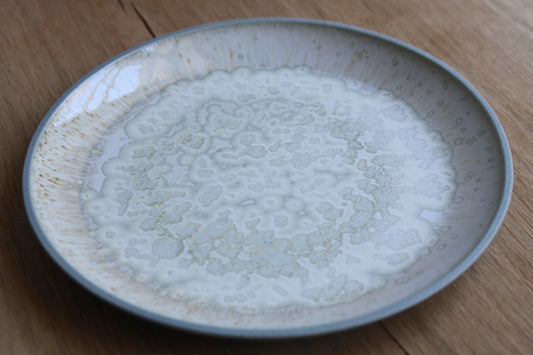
[[22, 17, 513, 339]]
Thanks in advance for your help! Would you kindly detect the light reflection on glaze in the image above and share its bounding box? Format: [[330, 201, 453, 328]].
[[81, 67, 455, 312]]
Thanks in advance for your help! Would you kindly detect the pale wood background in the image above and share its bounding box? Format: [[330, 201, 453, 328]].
[[1, 0, 532, 353]]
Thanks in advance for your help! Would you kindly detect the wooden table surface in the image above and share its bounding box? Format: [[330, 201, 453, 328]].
[[1, 0, 532, 353]]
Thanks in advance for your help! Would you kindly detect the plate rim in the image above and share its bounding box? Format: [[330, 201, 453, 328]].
[[22, 17, 513, 338]]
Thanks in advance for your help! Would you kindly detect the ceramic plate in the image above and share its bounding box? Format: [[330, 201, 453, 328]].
[[23, 18, 512, 338]]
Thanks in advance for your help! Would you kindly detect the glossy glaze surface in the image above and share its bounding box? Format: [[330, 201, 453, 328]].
[[24, 19, 512, 336]]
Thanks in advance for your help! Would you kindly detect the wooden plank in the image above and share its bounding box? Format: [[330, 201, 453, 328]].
[[0, 0, 402, 353], [373, 1, 533, 353], [131, 1, 533, 353], [0, 0, 151, 353], [1, 0, 532, 353]]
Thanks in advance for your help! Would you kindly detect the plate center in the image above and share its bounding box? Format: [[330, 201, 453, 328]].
[[81, 66, 456, 313]]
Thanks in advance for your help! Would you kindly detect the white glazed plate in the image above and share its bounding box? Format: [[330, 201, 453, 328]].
[[23, 19, 512, 338]]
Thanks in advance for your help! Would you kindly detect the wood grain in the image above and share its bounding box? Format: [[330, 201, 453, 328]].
[[1, 0, 532, 353]]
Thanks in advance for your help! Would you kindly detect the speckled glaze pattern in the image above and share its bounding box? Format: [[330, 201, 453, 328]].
[[23, 19, 512, 338]]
